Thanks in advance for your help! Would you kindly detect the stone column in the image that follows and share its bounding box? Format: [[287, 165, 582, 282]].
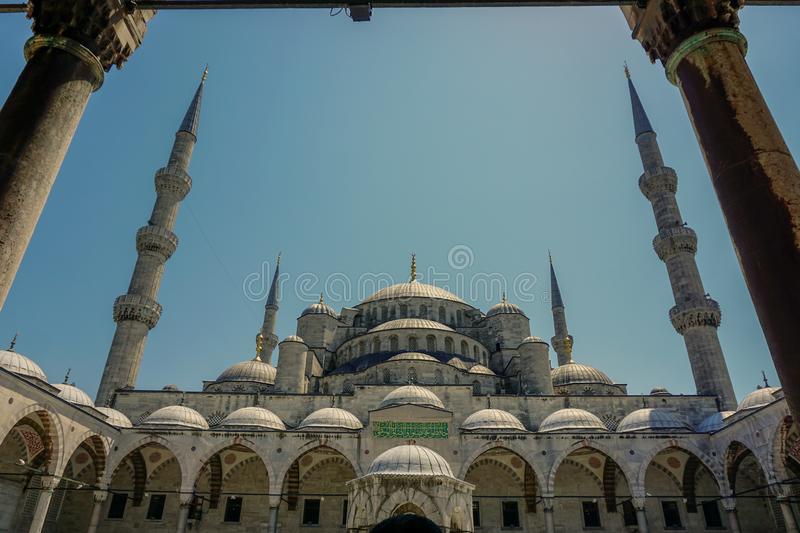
[[623, 0, 800, 419], [176, 500, 192, 533], [268, 505, 279, 533], [779, 496, 799, 533], [0, 1, 151, 311], [27, 475, 58, 533], [720, 497, 740, 533], [86, 490, 107, 533], [542, 497, 555, 533]]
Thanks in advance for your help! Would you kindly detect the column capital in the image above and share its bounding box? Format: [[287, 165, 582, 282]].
[[720, 496, 737, 511], [24, 35, 104, 90], [93, 490, 108, 503], [541, 496, 555, 511], [38, 474, 60, 491]]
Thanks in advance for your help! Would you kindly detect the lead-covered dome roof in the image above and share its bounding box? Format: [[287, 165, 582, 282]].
[[216, 357, 276, 384], [617, 408, 692, 432], [388, 352, 438, 362], [551, 362, 613, 387], [301, 295, 338, 318], [696, 411, 735, 433], [486, 299, 526, 317], [462, 409, 526, 432], [96, 407, 133, 428], [52, 383, 94, 407], [363, 281, 465, 305], [468, 364, 495, 375], [368, 445, 454, 477], [140, 405, 209, 430], [219, 407, 286, 430], [369, 319, 454, 333], [538, 408, 607, 432], [0, 349, 47, 381], [737, 387, 780, 411], [297, 407, 363, 430], [379, 385, 444, 410]]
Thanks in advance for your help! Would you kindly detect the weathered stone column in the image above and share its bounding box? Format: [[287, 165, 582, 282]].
[[0, 0, 151, 311], [86, 490, 107, 533], [542, 497, 555, 533], [27, 475, 58, 533], [623, 0, 800, 419], [779, 496, 800, 533], [176, 499, 192, 533], [633, 498, 649, 533], [721, 498, 740, 533], [268, 505, 279, 533]]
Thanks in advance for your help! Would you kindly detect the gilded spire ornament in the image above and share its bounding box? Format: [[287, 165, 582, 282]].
[[255, 332, 264, 361]]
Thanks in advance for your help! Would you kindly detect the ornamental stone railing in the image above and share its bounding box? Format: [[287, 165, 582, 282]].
[[136, 224, 178, 260], [669, 297, 722, 334], [154, 166, 192, 199], [653, 225, 698, 260], [639, 166, 678, 200], [113, 294, 162, 329]]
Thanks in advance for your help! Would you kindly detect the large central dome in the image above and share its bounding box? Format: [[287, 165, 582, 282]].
[[362, 280, 465, 304]]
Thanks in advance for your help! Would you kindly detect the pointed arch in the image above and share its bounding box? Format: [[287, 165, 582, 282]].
[[547, 441, 634, 495], [635, 441, 726, 495]]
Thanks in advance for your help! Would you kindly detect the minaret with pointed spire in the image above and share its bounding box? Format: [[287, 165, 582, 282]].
[[96, 68, 207, 406], [258, 254, 281, 365], [549, 252, 573, 366], [626, 66, 736, 410]]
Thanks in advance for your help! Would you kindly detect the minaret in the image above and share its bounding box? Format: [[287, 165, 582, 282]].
[[626, 66, 736, 410], [96, 68, 207, 405], [257, 255, 281, 365], [549, 253, 573, 366]]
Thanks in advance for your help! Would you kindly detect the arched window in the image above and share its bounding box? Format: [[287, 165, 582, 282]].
[[343, 380, 353, 393], [381, 306, 388, 321], [445, 337, 454, 353], [372, 337, 381, 353], [426, 335, 436, 352], [390, 336, 399, 351], [460, 340, 468, 356], [408, 367, 417, 384], [358, 341, 366, 356], [383, 368, 391, 384], [434, 369, 443, 385], [456, 310, 463, 326], [438, 307, 446, 323], [408, 336, 418, 351], [390, 306, 397, 319], [399, 304, 408, 318], [483, 354, 488, 366], [473, 345, 478, 358], [472, 381, 481, 395], [495, 382, 502, 394], [322, 383, 330, 394], [419, 304, 427, 318]]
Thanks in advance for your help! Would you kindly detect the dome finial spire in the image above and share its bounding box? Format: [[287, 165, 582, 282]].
[[319, 293, 325, 304], [501, 292, 507, 304], [623, 61, 631, 79], [761, 370, 770, 388], [178, 65, 208, 138], [63, 368, 71, 385], [8, 332, 17, 351], [255, 332, 264, 361], [410, 253, 417, 282]]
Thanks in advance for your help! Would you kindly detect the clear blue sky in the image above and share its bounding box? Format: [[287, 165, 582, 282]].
[[1, 6, 798, 401]]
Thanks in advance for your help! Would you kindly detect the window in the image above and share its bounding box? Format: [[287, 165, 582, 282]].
[[434, 369, 443, 385], [399, 304, 408, 317], [419, 305, 427, 318], [621, 500, 638, 527], [224, 496, 243, 523], [472, 381, 481, 395], [473, 345, 478, 358], [457, 310, 463, 325], [373, 337, 381, 353], [107, 493, 127, 519], [341, 499, 348, 526], [501, 501, 520, 528], [702, 501, 723, 528], [358, 341, 366, 356], [390, 336, 399, 351], [383, 369, 391, 384], [582, 501, 602, 528], [661, 501, 682, 529], [426, 335, 436, 351], [408, 336, 418, 351], [146, 494, 166, 520], [473, 501, 481, 528], [460, 340, 468, 355], [408, 367, 417, 384], [445, 337, 454, 353], [302, 498, 321, 525], [438, 307, 446, 323]]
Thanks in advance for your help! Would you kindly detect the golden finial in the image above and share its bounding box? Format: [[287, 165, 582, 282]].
[[201, 64, 209, 82], [410, 253, 417, 282], [255, 332, 264, 360], [8, 332, 17, 351], [623, 61, 631, 79]]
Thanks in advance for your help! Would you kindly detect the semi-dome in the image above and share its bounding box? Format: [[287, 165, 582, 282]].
[[617, 408, 692, 432], [486, 299, 526, 317], [468, 364, 495, 375], [162, 384, 180, 391], [737, 387, 780, 411], [462, 409, 526, 432], [219, 407, 286, 430], [52, 383, 94, 407], [301, 295, 337, 318], [140, 405, 209, 430], [96, 407, 133, 428], [363, 281, 465, 304], [650, 386, 671, 396], [388, 352, 438, 362], [696, 411, 735, 433], [0, 349, 47, 381], [379, 385, 444, 410], [369, 319, 454, 333], [216, 357, 276, 384], [447, 357, 468, 370], [538, 408, 607, 433], [281, 335, 305, 344], [552, 362, 613, 387], [368, 444, 453, 477], [520, 336, 545, 345], [297, 407, 362, 430]]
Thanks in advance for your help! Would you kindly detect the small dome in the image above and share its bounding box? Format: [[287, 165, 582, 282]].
[[468, 364, 495, 376], [379, 385, 444, 410], [486, 300, 526, 317], [281, 335, 305, 344], [650, 386, 671, 396], [552, 362, 613, 387], [447, 357, 468, 370], [520, 336, 546, 345], [162, 384, 180, 391], [617, 408, 692, 432], [363, 281, 465, 304], [52, 383, 94, 407], [216, 358, 276, 384], [0, 350, 47, 381], [369, 319, 454, 333], [301, 296, 337, 318], [297, 407, 362, 430], [388, 352, 439, 362], [737, 387, 780, 411], [696, 411, 735, 433], [539, 408, 607, 432], [96, 407, 132, 428], [368, 445, 453, 477], [462, 409, 526, 432], [219, 407, 286, 430], [141, 405, 209, 430]]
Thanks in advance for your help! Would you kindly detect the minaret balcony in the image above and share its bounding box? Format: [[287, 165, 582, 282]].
[[154, 166, 192, 199], [639, 167, 678, 201], [136, 225, 178, 260], [113, 294, 162, 329], [652, 226, 698, 260], [669, 297, 721, 335]]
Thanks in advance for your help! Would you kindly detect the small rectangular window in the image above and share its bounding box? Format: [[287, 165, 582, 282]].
[[702, 500, 723, 528], [342, 499, 348, 526], [662, 500, 683, 529], [224, 496, 243, 523], [621, 500, 638, 527], [501, 501, 520, 528], [582, 501, 602, 528], [146, 494, 166, 520], [302, 498, 321, 525], [107, 493, 127, 519], [472, 501, 481, 528]]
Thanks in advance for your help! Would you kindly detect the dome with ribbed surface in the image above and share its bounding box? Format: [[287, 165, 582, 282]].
[[468, 364, 495, 375], [552, 362, 613, 386], [219, 407, 286, 430], [696, 411, 735, 433], [52, 383, 94, 407], [363, 281, 465, 304], [737, 387, 780, 411], [388, 352, 439, 362], [140, 405, 209, 430], [520, 336, 545, 344], [462, 409, 526, 432], [617, 408, 692, 432], [447, 358, 468, 370], [369, 319, 454, 333], [538, 408, 607, 432], [281, 335, 305, 344], [0, 350, 47, 381], [379, 385, 444, 410], [297, 407, 362, 430], [486, 301, 526, 317], [216, 357, 276, 384], [368, 445, 454, 477], [96, 407, 133, 428], [301, 301, 337, 318]]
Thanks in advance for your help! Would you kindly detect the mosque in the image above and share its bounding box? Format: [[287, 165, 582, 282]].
[[0, 69, 796, 533]]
